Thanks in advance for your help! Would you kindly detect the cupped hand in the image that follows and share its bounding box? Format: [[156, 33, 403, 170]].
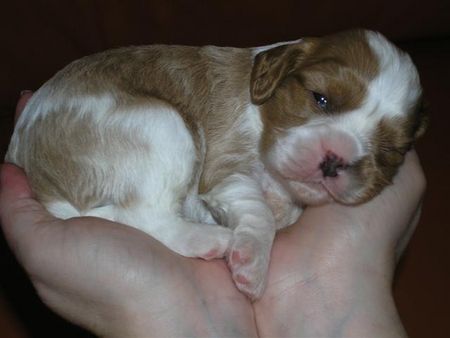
[[0, 164, 257, 337], [255, 150, 425, 337]]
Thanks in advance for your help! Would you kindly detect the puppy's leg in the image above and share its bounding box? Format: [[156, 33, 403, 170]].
[[202, 174, 276, 299], [46, 199, 230, 259], [113, 206, 232, 259]]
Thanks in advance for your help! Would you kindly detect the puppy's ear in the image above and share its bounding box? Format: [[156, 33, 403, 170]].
[[250, 39, 317, 105], [413, 99, 428, 140]]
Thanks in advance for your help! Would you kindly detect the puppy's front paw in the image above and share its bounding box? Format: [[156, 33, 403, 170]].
[[178, 226, 232, 260], [196, 227, 232, 260], [227, 231, 271, 300]]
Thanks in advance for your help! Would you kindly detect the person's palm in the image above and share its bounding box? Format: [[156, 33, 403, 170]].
[[254, 150, 425, 336], [1, 163, 255, 337]]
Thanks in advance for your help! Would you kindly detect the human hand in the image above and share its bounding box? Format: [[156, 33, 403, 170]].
[[254, 150, 425, 337], [0, 164, 258, 337], [0, 93, 257, 337]]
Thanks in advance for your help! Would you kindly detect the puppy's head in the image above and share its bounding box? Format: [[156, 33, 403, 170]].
[[251, 30, 427, 205]]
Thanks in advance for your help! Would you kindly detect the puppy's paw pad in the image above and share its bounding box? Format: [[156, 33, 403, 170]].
[[227, 232, 270, 300], [230, 248, 251, 266], [192, 227, 232, 260], [234, 274, 251, 285], [232, 272, 265, 300]]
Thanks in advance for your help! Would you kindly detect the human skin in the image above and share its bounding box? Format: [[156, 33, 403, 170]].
[[255, 149, 424, 337], [0, 92, 425, 337]]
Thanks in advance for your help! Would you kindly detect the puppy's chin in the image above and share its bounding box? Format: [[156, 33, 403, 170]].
[[282, 167, 385, 206], [285, 180, 332, 205], [283, 175, 359, 206], [320, 172, 373, 206]]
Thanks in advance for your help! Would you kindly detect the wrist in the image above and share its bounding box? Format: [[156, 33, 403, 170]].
[[315, 270, 406, 338], [256, 266, 406, 337]]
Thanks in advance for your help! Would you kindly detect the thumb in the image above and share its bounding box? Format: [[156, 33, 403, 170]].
[[0, 163, 55, 252]]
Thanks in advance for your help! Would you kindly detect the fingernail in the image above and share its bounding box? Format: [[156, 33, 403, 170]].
[[20, 90, 32, 96]]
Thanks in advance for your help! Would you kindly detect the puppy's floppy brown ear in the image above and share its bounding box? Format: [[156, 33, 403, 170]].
[[413, 99, 429, 140], [250, 39, 316, 105]]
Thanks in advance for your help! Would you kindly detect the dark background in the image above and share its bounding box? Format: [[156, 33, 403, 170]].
[[1, 1, 449, 337]]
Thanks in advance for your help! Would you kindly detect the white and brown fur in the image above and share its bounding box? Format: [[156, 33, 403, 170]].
[[6, 29, 427, 299]]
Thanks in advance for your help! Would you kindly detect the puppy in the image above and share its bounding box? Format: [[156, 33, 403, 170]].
[[6, 29, 427, 299]]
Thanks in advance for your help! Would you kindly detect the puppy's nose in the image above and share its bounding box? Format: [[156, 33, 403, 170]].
[[320, 152, 345, 178]]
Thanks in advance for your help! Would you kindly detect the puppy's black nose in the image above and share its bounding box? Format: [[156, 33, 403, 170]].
[[320, 153, 345, 178]]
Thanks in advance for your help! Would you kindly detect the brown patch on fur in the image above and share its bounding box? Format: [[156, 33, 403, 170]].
[[8, 44, 260, 209], [99, 46, 258, 193], [18, 105, 142, 211], [370, 98, 428, 192], [410, 96, 428, 140], [253, 30, 379, 154], [250, 39, 317, 104], [347, 110, 427, 204]]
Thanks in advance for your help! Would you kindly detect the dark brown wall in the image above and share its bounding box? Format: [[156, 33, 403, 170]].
[[1, 0, 450, 114]]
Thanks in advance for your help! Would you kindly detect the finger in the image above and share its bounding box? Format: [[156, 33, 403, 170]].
[[395, 203, 422, 261], [0, 163, 55, 249], [390, 150, 426, 256], [394, 150, 426, 199], [15, 91, 33, 123]]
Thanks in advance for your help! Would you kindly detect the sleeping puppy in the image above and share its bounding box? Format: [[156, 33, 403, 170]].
[[6, 29, 427, 299]]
